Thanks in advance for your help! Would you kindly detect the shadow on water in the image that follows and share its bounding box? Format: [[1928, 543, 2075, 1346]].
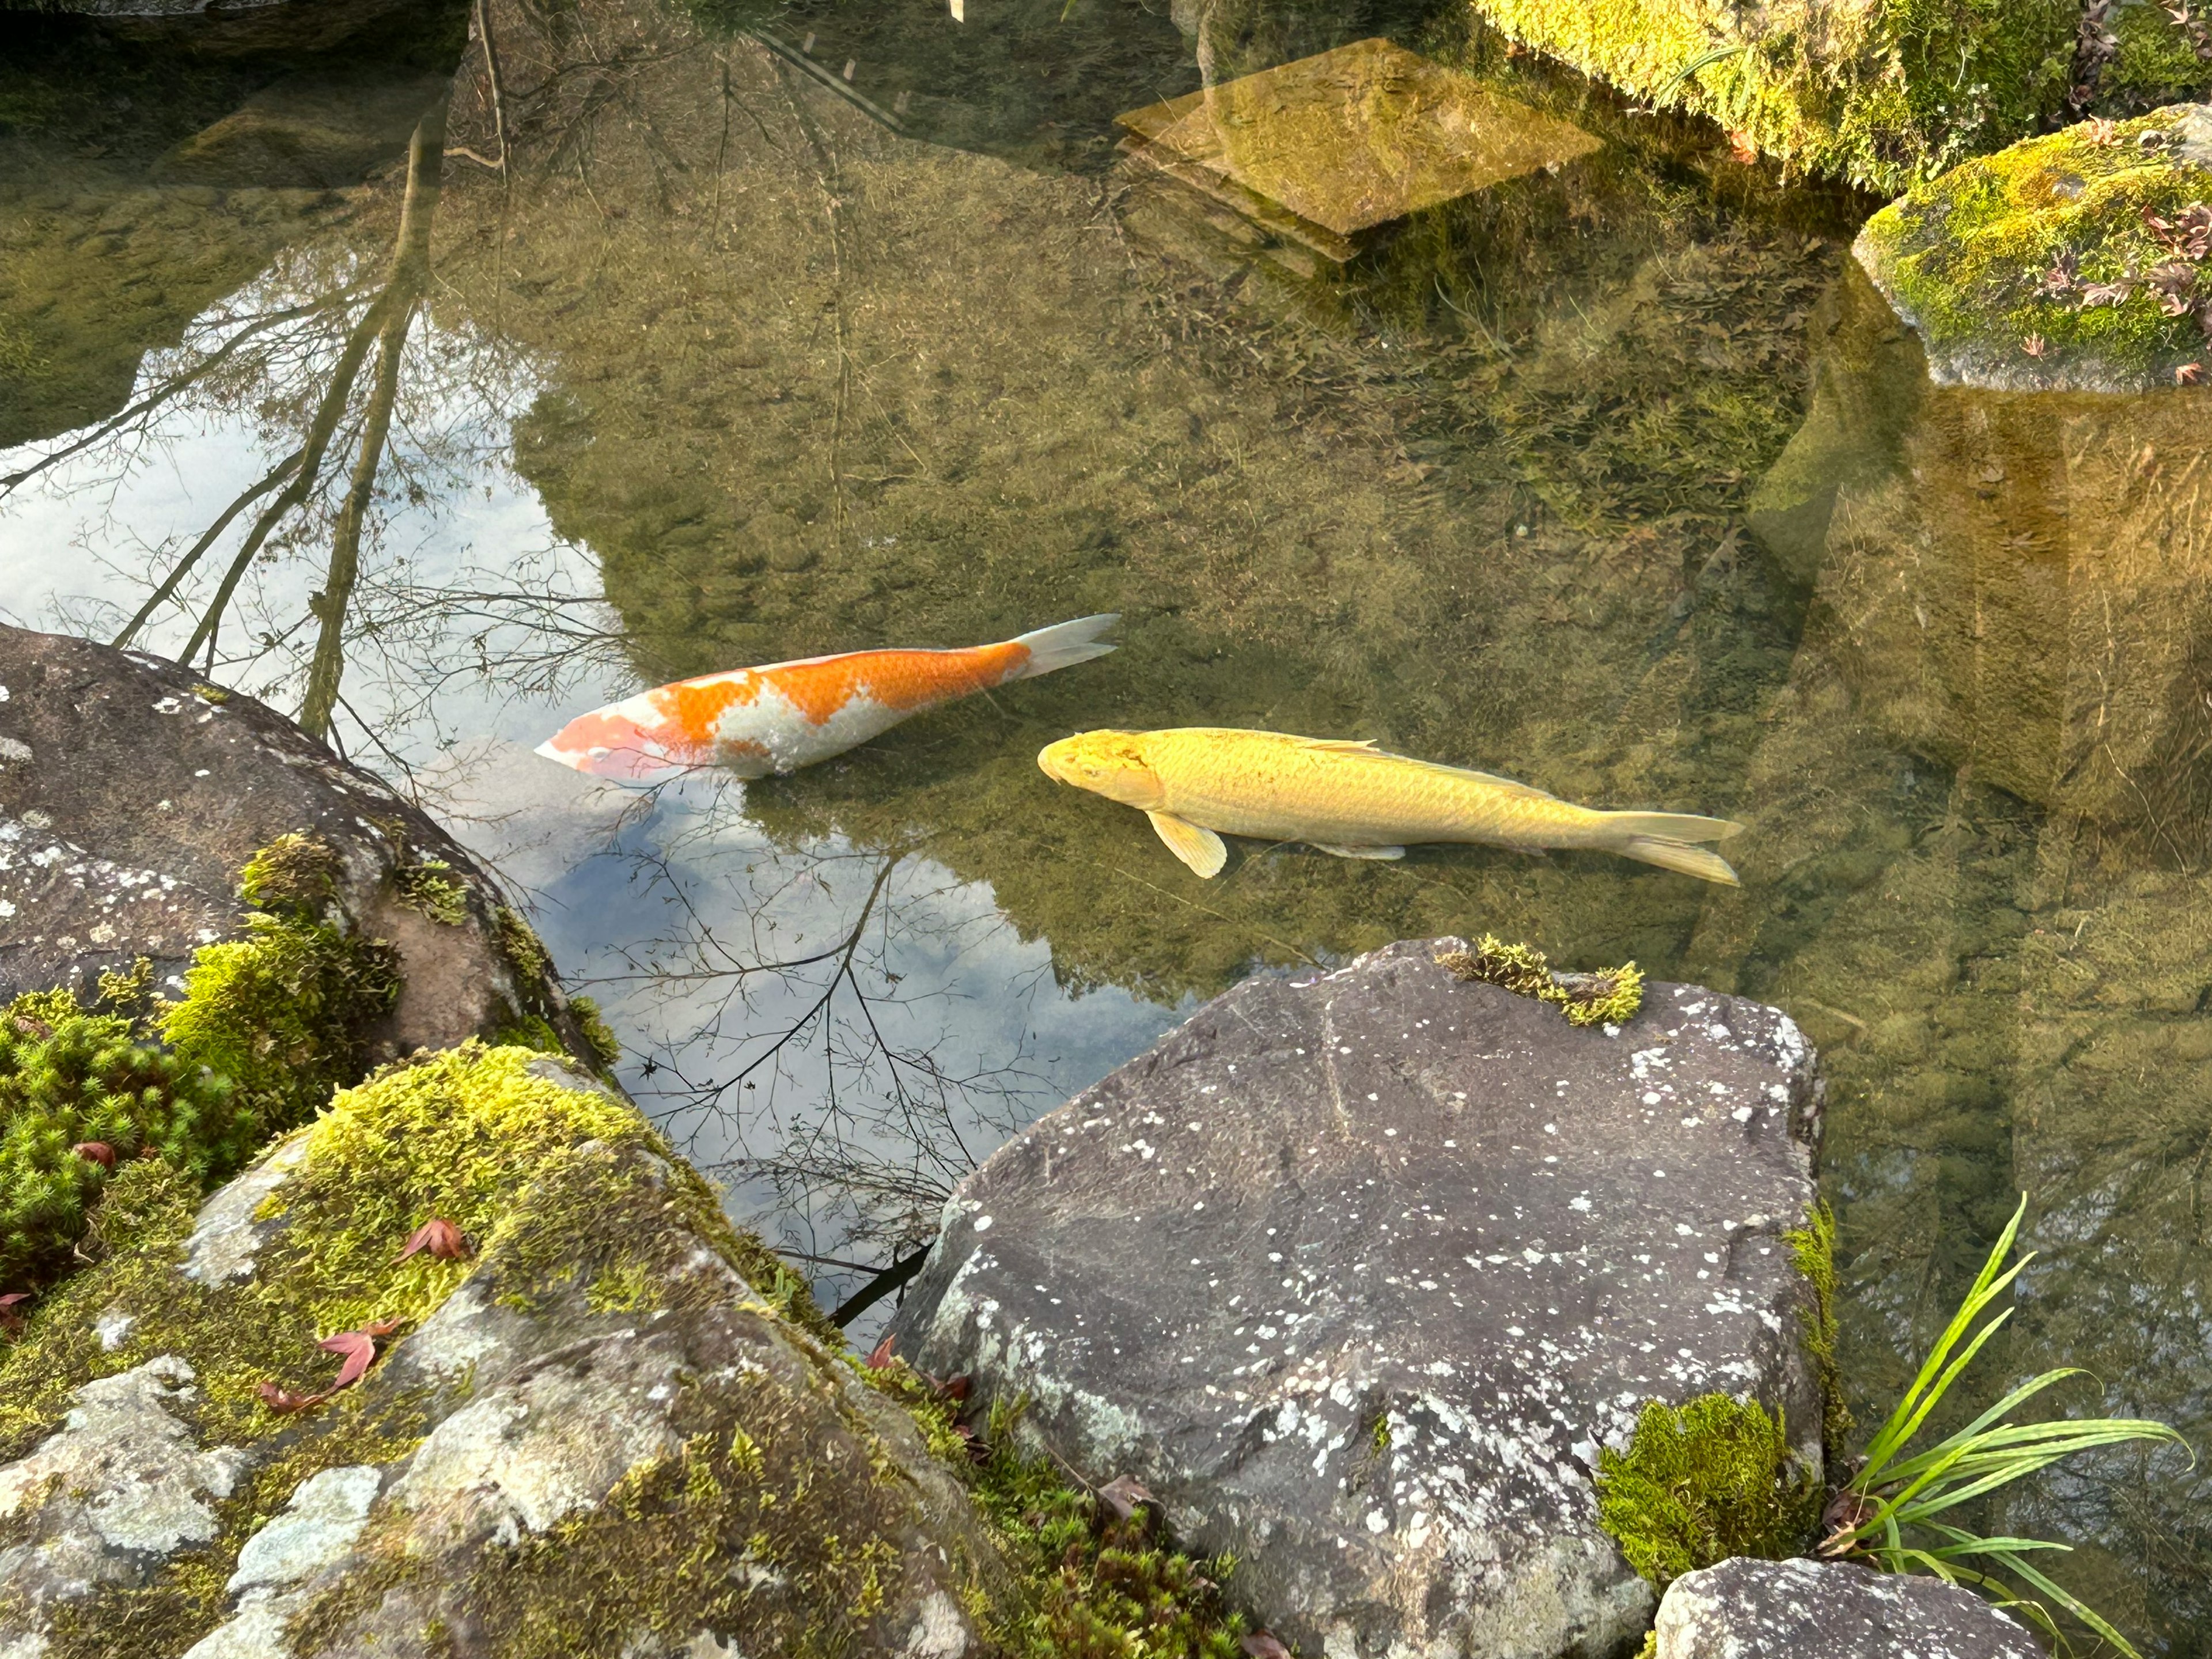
[[2, 0, 2211, 1640]]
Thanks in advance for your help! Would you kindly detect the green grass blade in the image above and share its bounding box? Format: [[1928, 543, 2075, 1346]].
[[1876, 1369, 2089, 1484], [1856, 1199, 2031, 1484], [1986, 1548, 2145, 1659]]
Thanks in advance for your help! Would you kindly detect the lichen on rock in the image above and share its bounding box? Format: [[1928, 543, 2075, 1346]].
[[1855, 104, 2212, 390]]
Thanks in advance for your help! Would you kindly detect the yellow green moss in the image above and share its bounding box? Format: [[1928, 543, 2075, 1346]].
[[1857, 107, 2212, 388], [1783, 1200, 1853, 1464], [1437, 936, 1646, 1027], [391, 858, 469, 926], [567, 995, 622, 1071], [1594, 1393, 1821, 1588], [1462, 0, 2078, 192], [2098, 0, 2212, 113]]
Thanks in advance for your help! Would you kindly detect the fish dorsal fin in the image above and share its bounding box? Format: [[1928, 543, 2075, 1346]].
[[1285, 734, 1561, 802], [1146, 811, 1228, 878]]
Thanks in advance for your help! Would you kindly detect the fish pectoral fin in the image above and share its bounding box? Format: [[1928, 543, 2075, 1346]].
[[1146, 812, 1228, 878], [1311, 842, 1407, 861]]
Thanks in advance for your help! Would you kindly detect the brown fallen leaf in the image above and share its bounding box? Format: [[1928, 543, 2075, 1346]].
[[939, 1374, 972, 1403], [256, 1381, 327, 1414], [317, 1318, 403, 1392], [1726, 128, 1759, 165], [71, 1142, 116, 1170], [2179, 362, 2205, 386], [865, 1332, 897, 1370], [395, 1217, 469, 1263], [952, 1421, 991, 1463], [2021, 333, 2048, 358], [1241, 1634, 1294, 1659], [1097, 1472, 1156, 1521], [0, 1293, 30, 1336]]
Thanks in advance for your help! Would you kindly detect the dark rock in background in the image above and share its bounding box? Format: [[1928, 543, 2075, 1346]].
[[891, 938, 1826, 1659], [0, 624, 597, 1066], [1656, 1557, 2041, 1658]]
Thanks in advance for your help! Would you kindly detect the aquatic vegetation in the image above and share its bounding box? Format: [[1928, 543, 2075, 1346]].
[[1594, 1392, 1821, 1586], [1436, 935, 1646, 1027], [1819, 1196, 2188, 1656], [1856, 106, 2212, 391]]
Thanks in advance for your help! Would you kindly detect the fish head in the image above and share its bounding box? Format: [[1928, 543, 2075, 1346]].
[[1037, 730, 1165, 809], [535, 705, 690, 781]]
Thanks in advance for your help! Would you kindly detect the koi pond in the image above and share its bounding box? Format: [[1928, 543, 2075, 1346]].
[[3, 0, 2209, 1643]]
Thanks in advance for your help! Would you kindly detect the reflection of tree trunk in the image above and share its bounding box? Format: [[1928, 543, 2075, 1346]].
[[177, 96, 448, 687], [301, 103, 446, 737]]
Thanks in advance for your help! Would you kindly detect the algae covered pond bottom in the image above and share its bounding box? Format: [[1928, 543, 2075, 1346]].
[[3, 0, 2212, 1645]]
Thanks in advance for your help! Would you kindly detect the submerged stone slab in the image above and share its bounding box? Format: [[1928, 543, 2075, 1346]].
[[1116, 40, 1597, 240], [890, 938, 1825, 1659], [1656, 1557, 2041, 1658]]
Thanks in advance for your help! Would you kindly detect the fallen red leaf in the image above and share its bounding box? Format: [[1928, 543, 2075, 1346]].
[[1241, 1634, 1294, 1659], [71, 1142, 115, 1170], [317, 1319, 402, 1392], [1726, 128, 1759, 165], [1097, 1472, 1156, 1521], [257, 1381, 327, 1414], [0, 1293, 29, 1336], [0, 1294, 31, 1309], [865, 1332, 897, 1370], [940, 1374, 972, 1403], [395, 1217, 469, 1263], [2178, 362, 2205, 387]]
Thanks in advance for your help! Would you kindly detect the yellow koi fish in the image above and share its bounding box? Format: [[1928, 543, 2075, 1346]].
[[1037, 727, 1743, 884]]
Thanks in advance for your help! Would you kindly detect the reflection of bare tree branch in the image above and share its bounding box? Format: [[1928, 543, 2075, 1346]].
[[303, 101, 449, 738], [111, 447, 303, 649], [0, 297, 354, 500]]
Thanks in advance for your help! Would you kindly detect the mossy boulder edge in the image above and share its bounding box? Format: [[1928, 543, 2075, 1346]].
[[0, 1042, 1013, 1657], [1854, 104, 2212, 391]]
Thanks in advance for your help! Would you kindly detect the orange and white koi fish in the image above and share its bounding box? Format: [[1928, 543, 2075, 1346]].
[[536, 615, 1119, 781]]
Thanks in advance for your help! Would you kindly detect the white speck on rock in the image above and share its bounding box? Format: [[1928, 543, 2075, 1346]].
[[93, 1308, 135, 1351]]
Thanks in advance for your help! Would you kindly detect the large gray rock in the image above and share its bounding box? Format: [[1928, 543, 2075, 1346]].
[[1656, 1557, 2041, 1658], [0, 1046, 1008, 1657], [889, 939, 1827, 1659], [0, 624, 597, 1067]]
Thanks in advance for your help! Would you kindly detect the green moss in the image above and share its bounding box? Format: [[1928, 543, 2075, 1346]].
[[493, 906, 553, 992], [1436, 936, 1647, 1027], [567, 995, 622, 1071], [158, 912, 401, 1133], [0, 995, 255, 1294], [1784, 1200, 1853, 1465], [237, 831, 344, 918], [391, 859, 469, 926], [863, 1366, 1248, 1658], [1594, 1393, 1820, 1588], [1857, 107, 2212, 389], [1465, 0, 2078, 192], [2098, 0, 2212, 113]]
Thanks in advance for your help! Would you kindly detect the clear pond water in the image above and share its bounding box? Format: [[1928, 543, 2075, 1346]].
[[3, 0, 2210, 1645]]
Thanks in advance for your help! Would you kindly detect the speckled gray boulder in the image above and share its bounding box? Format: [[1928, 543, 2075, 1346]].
[[0, 624, 593, 1065], [1656, 1557, 2041, 1658], [889, 938, 1827, 1659]]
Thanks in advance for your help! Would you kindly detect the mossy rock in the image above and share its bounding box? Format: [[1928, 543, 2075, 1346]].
[[0, 1043, 1018, 1658], [1854, 104, 2212, 391], [0, 624, 608, 1076], [1465, 0, 2080, 192]]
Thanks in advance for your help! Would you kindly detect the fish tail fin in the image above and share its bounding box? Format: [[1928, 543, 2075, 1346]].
[[1598, 810, 1744, 844], [1007, 614, 1119, 680], [1616, 835, 1741, 886]]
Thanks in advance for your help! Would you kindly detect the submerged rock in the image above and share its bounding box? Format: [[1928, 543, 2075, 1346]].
[[1654, 1556, 2041, 1657], [1855, 105, 2212, 392], [889, 938, 1827, 1659], [0, 624, 603, 1069], [0, 1043, 1009, 1657]]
